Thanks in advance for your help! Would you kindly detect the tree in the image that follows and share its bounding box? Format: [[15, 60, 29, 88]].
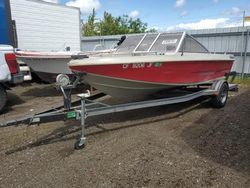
[[147, 28, 158, 33], [82, 9, 149, 36], [116, 15, 130, 34], [82, 9, 98, 36], [101, 12, 119, 35], [128, 18, 147, 33]]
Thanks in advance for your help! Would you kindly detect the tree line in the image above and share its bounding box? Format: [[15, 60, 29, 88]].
[[82, 9, 157, 36]]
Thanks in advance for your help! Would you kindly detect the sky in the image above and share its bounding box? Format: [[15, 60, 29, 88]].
[[43, 0, 250, 31]]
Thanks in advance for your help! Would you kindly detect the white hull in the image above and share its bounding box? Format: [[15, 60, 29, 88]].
[[17, 57, 72, 74], [84, 73, 225, 99], [15, 49, 116, 82], [85, 73, 179, 99]]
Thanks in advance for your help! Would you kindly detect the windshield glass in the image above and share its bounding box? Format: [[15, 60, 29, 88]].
[[117, 32, 183, 53], [179, 35, 209, 53]]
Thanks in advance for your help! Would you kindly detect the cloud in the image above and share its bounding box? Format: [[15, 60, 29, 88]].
[[42, 0, 58, 3], [175, 0, 186, 8], [129, 10, 140, 18], [66, 0, 101, 14], [180, 10, 188, 17], [228, 7, 242, 15], [167, 18, 242, 31], [213, 0, 219, 3]]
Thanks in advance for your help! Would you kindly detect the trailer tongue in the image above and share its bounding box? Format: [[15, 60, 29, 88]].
[[0, 74, 237, 150]]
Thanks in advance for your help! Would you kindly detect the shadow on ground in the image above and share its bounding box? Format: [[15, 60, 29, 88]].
[[182, 88, 250, 175], [6, 92, 25, 106], [20, 84, 88, 97], [1, 92, 25, 114], [20, 84, 62, 97]]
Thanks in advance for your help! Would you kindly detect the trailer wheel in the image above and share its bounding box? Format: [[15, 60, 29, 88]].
[[74, 139, 86, 150], [0, 85, 7, 112], [210, 82, 229, 108]]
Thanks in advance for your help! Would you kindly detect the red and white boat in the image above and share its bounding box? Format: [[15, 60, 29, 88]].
[[68, 32, 234, 98]]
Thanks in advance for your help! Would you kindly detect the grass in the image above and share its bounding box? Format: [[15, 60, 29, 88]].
[[230, 75, 250, 85]]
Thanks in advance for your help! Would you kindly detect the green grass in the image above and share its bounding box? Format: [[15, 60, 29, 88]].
[[230, 75, 250, 85]]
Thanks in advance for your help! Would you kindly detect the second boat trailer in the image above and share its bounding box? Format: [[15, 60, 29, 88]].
[[0, 77, 238, 150]]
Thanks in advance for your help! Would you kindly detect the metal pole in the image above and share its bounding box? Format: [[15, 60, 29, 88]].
[[99, 22, 102, 46], [61, 86, 72, 110], [80, 98, 86, 145], [94, 18, 102, 47], [241, 11, 246, 78], [64, 90, 71, 110], [243, 10, 245, 27], [242, 29, 250, 79], [75, 93, 88, 149]]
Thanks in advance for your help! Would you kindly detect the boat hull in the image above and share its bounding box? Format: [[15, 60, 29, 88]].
[[84, 73, 175, 99], [16, 56, 72, 83], [15, 50, 113, 83], [71, 61, 232, 84], [34, 71, 75, 83], [69, 58, 233, 98]]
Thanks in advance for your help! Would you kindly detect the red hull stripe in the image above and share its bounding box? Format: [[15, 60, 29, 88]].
[[70, 61, 233, 84]]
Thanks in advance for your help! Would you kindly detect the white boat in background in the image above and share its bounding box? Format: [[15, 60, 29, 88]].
[[15, 51, 78, 83], [15, 49, 116, 83]]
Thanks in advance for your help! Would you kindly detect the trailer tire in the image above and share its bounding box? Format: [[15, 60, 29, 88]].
[[210, 82, 229, 108], [0, 85, 7, 112]]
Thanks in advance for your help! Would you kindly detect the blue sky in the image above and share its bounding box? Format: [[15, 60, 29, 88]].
[[45, 0, 250, 30]]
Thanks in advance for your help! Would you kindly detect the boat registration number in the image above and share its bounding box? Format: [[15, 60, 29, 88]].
[[122, 62, 161, 69]]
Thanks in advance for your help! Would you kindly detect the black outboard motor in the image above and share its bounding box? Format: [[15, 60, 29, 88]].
[[117, 35, 126, 46], [65, 46, 71, 51]]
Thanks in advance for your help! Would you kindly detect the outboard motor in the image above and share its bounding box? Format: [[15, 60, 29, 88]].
[[65, 46, 71, 51], [117, 35, 126, 46]]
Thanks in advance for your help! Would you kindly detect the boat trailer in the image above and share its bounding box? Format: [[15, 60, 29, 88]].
[[0, 76, 238, 150]]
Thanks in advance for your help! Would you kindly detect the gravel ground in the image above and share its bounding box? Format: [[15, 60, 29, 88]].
[[0, 83, 249, 188]]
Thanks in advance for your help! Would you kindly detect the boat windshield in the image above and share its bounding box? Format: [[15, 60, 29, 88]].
[[116, 32, 183, 53], [116, 34, 144, 52], [179, 35, 209, 53], [116, 32, 209, 54]]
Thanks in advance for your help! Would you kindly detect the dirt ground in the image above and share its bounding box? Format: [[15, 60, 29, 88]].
[[0, 83, 249, 188]]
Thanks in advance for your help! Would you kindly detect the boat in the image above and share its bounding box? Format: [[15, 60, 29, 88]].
[[15, 49, 115, 83], [68, 32, 234, 99], [15, 51, 77, 83]]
